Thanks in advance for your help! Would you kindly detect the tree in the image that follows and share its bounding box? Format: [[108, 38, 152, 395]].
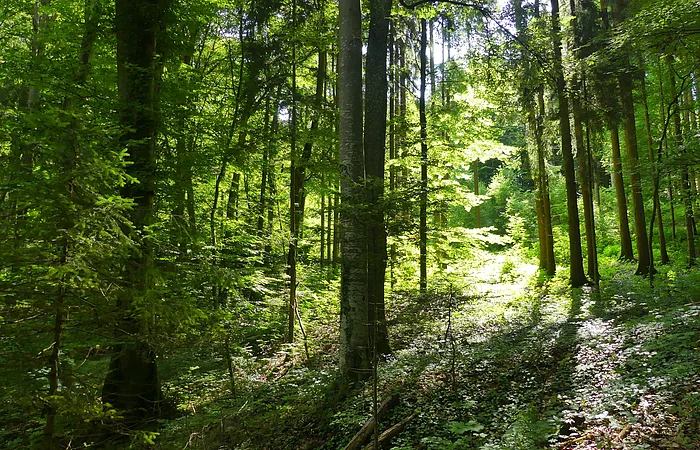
[[364, 0, 393, 355], [514, 0, 555, 276], [551, 0, 587, 287], [339, 0, 370, 382], [419, 17, 429, 295], [102, 0, 170, 419], [569, 0, 599, 281], [614, 0, 651, 276], [597, 0, 634, 262]]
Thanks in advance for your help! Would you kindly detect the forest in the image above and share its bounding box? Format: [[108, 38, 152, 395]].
[[1, 0, 699, 448]]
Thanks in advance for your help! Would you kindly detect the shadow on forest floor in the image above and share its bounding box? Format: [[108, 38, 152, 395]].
[[150, 253, 700, 450]]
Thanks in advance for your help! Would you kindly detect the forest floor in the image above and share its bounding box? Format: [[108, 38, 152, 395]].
[[157, 251, 700, 450]]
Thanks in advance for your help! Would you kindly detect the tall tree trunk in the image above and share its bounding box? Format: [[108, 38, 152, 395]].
[[287, 7, 299, 343], [103, 0, 169, 419], [615, 0, 650, 275], [568, 0, 598, 280], [600, 1, 634, 262], [551, 0, 587, 287], [619, 69, 651, 275], [389, 22, 397, 288], [258, 98, 272, 235], [365, 0, 392, 355], [44, 4, 102, 445], [538, 87, 556, 275], [583, 79, 599, 284], [667, 55, 695, 266], [473, 160, 481, 228], [640, 67, 669, 264], [339, 0, 370, 382], [419, 18, 428, 295], [572, 87, 598, 280], [659, 72, 677, 241], [610, 123, 635, 260], [321, 174, 326, 266]]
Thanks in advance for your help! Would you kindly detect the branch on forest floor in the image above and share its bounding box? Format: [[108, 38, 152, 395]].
[[361, 412, 417, 450], [343, 394, 400, 450]]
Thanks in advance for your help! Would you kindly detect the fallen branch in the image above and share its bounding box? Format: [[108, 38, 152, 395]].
[[343, 394, 400, 450], [362, 412, 417, 450]]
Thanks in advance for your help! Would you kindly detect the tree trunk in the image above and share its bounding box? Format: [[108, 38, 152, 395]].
[[640, 68, 669, 264], [364, 0, 392, 355], [288, 8, 298, 343], [551, 0, 587, 287], [419, 18, 428, 295], [659, 72, 677, 241], [572, 88, 598, 280], [613, 0, 650, 275], [103, 0, 169, 419], [44, 2, 103, 445], [538, 87, 556, 275], [473, 159, 481, 228], [567, 0, 598, 281], [609, 123, 635, 260], [619, 69, 651, 275], [321, 174, 326, 266], [667, 55, 695, 266], [339, 0, 370, 382]]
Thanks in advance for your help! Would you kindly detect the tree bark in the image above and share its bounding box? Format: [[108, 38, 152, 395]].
[[640, 67, 669, 264], [619, 69, 651, 275], [103, 0, 169, 419], [667, 55, 695, 266], [364, 0, 392, 355], [339, 0, 370, 382], [419, 18, 428, 295], [610, 123, 635, 260], [551, 0, 587, 287], [614, 0, 650, 275], [567, 0, 598, 281]]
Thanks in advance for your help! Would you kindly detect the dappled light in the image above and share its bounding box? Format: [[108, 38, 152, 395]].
[[1, 0, 699, 448]]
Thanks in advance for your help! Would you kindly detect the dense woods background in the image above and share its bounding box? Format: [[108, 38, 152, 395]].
[[1, 0, 700, 448]]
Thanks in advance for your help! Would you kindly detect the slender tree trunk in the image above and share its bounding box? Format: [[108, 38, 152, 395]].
[[583, 79, 599, 285], [659, 70, 677, 241], [573, 91, 598, 280], [365, 0, 392, 355], [321, 174, 326, 266], [641, 68, 669, 264], [44, 0, 102, 446], [327, 187, 333, 267], [419, 18, 428, 295], [538, 87, 556, 275], [567, 0, 598, 280], [619, 70, 651, 275], [333, 189, 340, 267], [668, 55, 695, 265], [388, 22, 397, 288], [610, 123, 635, 260], [258, 99, 272, 235], [473, 160, 481, 228], [551, 0, 587, 287], [614, 0, 650, 275], [288, 13, 298, 343], [227, 171, 241, 219]]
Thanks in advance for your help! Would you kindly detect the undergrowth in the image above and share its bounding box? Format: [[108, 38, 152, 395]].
[[35, 250, 699, 449]]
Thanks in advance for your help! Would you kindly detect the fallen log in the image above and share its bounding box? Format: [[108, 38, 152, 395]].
[[343, 394, 400, 450], [362, 412, 417, 450]]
